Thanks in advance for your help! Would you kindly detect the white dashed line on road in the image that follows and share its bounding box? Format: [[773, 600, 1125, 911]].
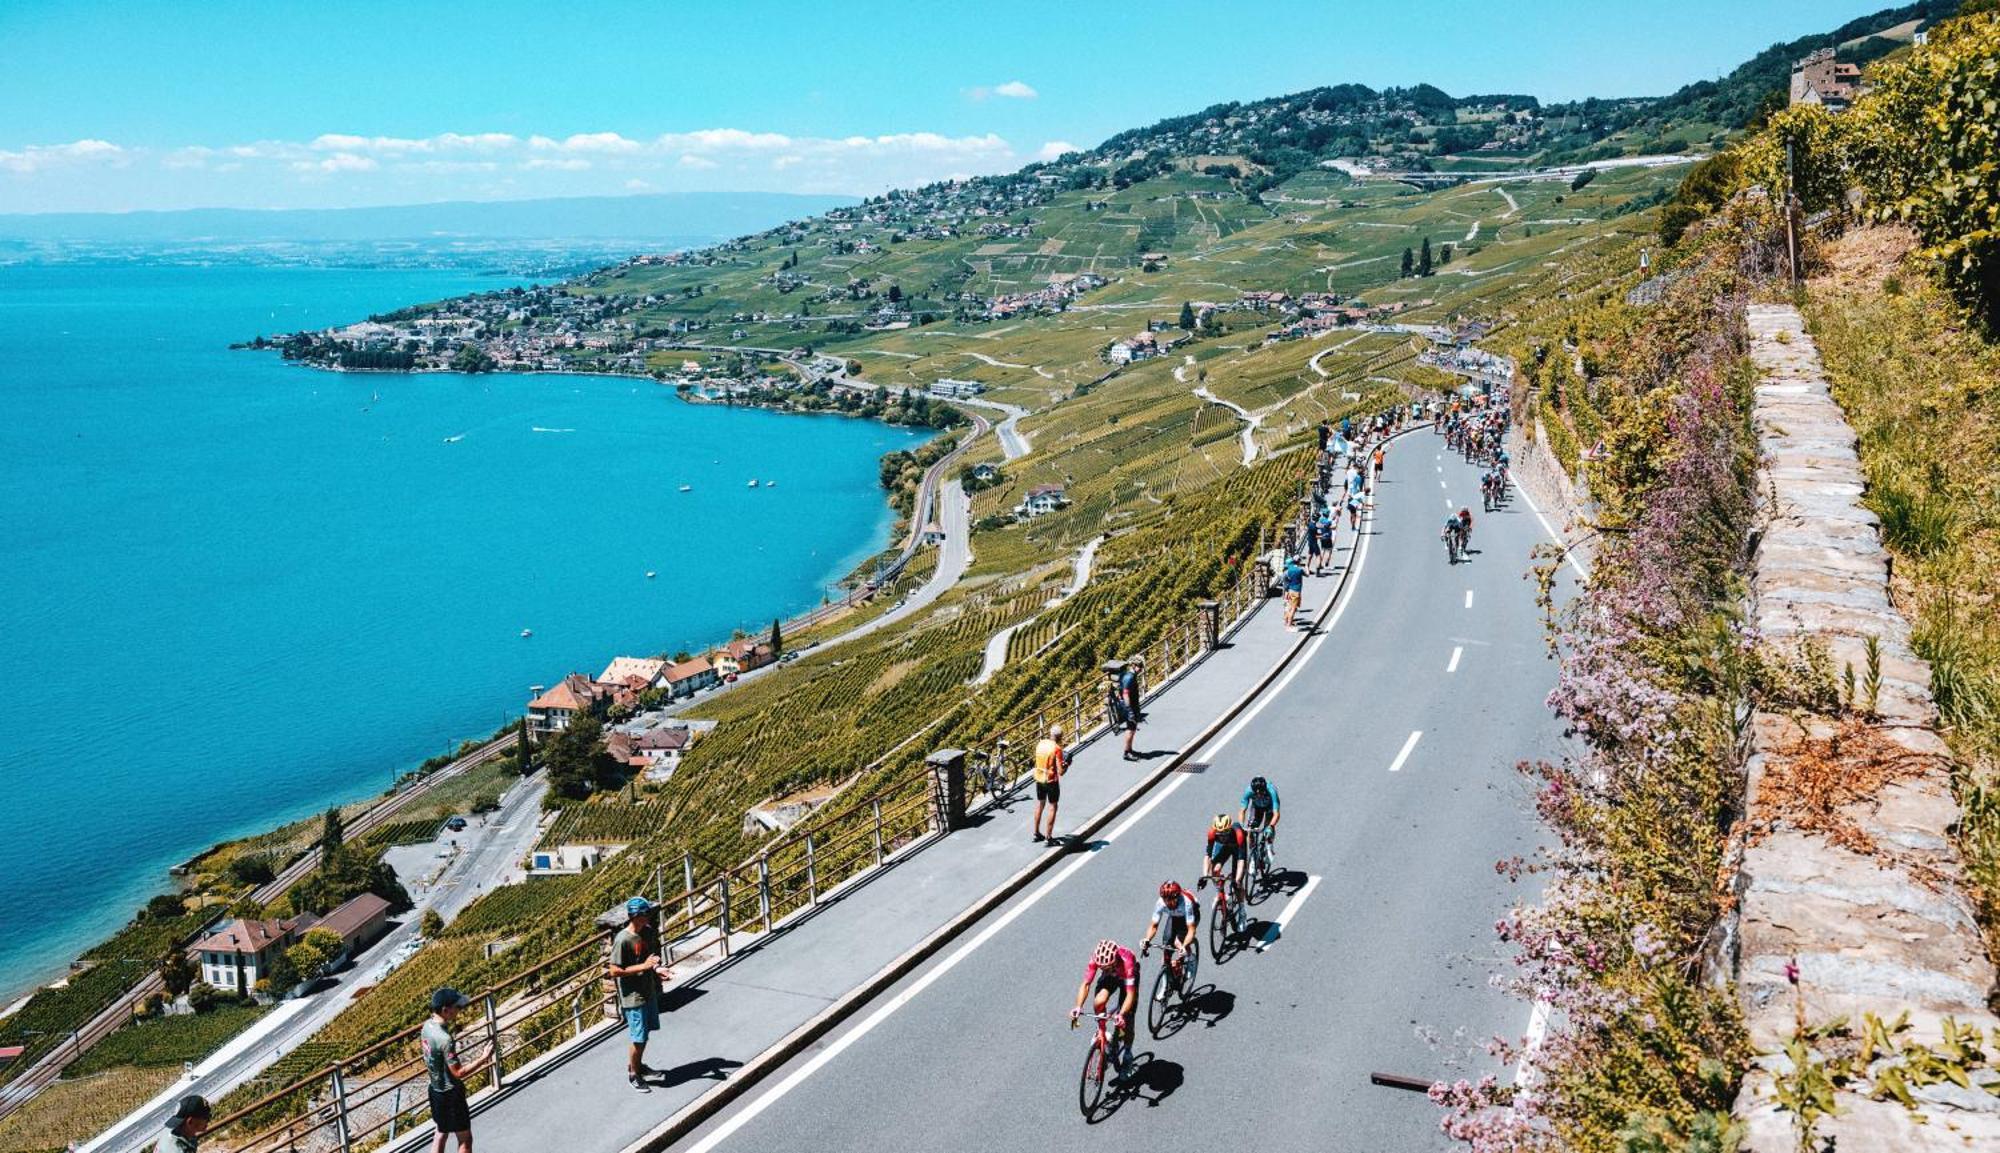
[[1255, 874, 1322, 952], [1447, 645, 1462, 673], [1464, 589, 1474, 608], [1439, 480, 1447, 489], [1388, 730, 1422, 773]]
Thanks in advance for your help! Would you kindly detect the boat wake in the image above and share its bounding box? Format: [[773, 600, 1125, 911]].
[[531, 426, 577, 433]]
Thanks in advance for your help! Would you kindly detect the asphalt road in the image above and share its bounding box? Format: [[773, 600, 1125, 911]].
[[90, 774, 549, 1153], [669, 434, 1575, 1153]]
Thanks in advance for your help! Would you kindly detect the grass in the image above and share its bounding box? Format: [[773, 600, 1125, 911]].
[[0, 1065, 179, 1153], [1804, 227, 2000, 950]]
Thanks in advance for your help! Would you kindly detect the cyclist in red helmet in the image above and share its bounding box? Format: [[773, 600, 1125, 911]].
[[1070, 938, 1139, 1077], [1140, 880, 1200, 997]]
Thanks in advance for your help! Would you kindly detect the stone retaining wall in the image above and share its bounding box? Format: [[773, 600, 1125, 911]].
[[1728, 304, 2000, 1148]]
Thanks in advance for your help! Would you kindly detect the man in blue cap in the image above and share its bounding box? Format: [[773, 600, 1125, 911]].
[[609, 896, 670, 1091]]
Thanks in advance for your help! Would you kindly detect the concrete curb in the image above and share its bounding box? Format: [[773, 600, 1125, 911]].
[[620, 423, 1416, 1153]]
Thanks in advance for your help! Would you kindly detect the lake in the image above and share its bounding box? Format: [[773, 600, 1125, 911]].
[[0, 262, 923, 999]]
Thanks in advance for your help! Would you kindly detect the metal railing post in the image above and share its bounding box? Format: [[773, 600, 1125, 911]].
[[682, 853, 697, 921], [329, 1065, 353, 1153], [806, 835, 819, 905], [873, 799, 885, 866], [654, 862, 665, 912], [483, 994, 504, 1090], [388, 1084, 402, 1142], [1070, 691, 1081, 739], [757, 857, 773, 933], [718, 875, 733, 957]]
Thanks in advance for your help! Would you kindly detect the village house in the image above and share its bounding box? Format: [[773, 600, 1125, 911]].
[[929, 378, 985, 399], [527, 842, 629, 877], [710, 638, 776, 678], [1018, 484, 1068, 518], [527, 673, 609, 736], [1790, 47, 1865, 110], [196, 917, 305, 996], [665, 656, 719, 698], [597, 657, 669, 692]]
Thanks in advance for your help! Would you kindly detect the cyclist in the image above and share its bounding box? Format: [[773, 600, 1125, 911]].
[[1457, 506, 1474, 553], [1241, 775, 1281, 858], [1200, 813, 1249, 911], [1442, 514, 1464, 563], [1140, 881, 1200, 996], [1071, 938, 1139, 1076]]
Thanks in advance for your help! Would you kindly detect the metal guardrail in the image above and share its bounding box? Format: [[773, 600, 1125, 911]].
[[192, 405, 1401, 1153]]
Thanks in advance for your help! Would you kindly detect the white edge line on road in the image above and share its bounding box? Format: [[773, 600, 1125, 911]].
[[1447, 645, 1462, 673], [1254, 874, 1322, 951], [682, 457, 1392, 1153], [1387, 730, 1422, 773], [1465, 589, 1474, 609], [1515, 997, 1552, 1091], [1509, 478, 1590, 580]]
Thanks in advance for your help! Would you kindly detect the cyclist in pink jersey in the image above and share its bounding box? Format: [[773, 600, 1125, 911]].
[[1070, 938, 1140, 1076]]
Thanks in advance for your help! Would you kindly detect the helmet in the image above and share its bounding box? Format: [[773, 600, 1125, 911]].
[[1250, 776, 1269, 797], [1159, 880, 1182, 901], [1459, 508, 1471, 519], [1211, 813, 1233, 832], [1093, 939, 1118, 966]]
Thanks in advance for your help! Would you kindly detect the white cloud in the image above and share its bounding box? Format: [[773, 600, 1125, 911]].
[[624, 178, 654, 191], [291, 152, 376, 174], [1036, 140, 1079, 162], [0, 139, 125, 173], [552, 132, 642, 154], [522, 156, 591, 171], [677, 153, 718, 170], [968, 80, 1039, 102]]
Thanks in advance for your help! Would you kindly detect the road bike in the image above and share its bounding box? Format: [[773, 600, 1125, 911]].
[[1443, 525, 1464, 564], [1071, 1009, 1127, 1118], [1142, 940, 1200, 1037], [1248, 824, 1275, 894], [1200, 873, 1248, 959], [971, 741, 1012, 800]]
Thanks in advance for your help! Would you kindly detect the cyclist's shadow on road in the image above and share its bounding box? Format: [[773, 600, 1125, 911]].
[[1101, 1054, 1184, 1116]]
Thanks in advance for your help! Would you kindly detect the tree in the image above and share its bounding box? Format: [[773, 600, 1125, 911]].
[[1178, 301, 1197, 330], [449, 343, 495, 374], [1419, 236, 1433, 277], [186, 982, 222, 1013], [228, 854, 275, 887], [1400, 247, 1415, 278], [1440, 243, 1454, 266], [420, 908, 446, 939], [887, 284, 903, 303], [770, 617, 784, 656], [160, 948, 197, 998], [280, 928, 344, 992], [319, 807, 345, 858], [144, 893, 185, 921], [512, 718, 533, 775]]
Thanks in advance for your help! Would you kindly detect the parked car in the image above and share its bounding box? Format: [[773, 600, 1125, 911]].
[[444, 816, 468, 832]]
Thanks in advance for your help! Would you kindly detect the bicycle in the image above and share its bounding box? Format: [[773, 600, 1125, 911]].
[[1141, 940, 1200, 1037], [1248, 825, 1275, 895], [1200, 873, 1248, 959], [971, 740, 1012, 800], [1071, 1009, 1127, 1118]]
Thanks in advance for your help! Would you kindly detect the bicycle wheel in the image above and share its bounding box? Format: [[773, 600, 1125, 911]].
[[1078, 1038, 1106, 1118], [1146, 967, 1170, 1037], [1181, 941, 1201, 1000], [1208, 896, 1227, 958]]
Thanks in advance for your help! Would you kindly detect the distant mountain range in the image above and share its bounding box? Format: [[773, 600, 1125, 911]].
[[0, 191, 857, 245]]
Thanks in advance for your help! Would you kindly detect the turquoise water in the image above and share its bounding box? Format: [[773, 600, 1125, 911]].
[[0, 263, 922, 999]]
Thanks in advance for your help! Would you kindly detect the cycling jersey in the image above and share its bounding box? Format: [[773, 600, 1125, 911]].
[[1150, 894, 1199, 931], [1242, 783, 1280, 821], [1083, 946, 1140, 992], [1205, 824, 1247, 863]]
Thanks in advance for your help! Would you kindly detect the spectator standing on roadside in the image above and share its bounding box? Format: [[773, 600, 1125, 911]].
[[1032, 724, 1067, 843], [146, 1095, 211, 1153], [1109, 675, 1138, 761], [1121, 656, 1144, 724], [422, 989, 474, 1153], [609, 898, 671, 1092], [1282, 555, 1306, 629]]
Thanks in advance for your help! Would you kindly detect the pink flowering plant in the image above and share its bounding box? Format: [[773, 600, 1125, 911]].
[[1445, 237, 1767, 1152]]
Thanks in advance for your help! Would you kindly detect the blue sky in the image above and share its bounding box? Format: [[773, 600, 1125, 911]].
[[0, 0, 1890, 213]]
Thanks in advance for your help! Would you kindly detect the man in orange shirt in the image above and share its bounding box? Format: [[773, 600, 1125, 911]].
[[1032, 723, 1067, 844]]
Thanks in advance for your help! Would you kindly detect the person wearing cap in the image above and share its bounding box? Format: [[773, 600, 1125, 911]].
[[1031, 723, 1067, 844], [609, 897, 670, 1092], [145, 1094, 210, 1152], [421, 988, 474, 1152]]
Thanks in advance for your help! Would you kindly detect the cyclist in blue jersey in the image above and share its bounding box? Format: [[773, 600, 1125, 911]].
[[1241, 775, 1281, 857]]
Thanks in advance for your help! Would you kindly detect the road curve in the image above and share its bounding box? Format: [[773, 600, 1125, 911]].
[[668, 434, 1574, 1153]]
